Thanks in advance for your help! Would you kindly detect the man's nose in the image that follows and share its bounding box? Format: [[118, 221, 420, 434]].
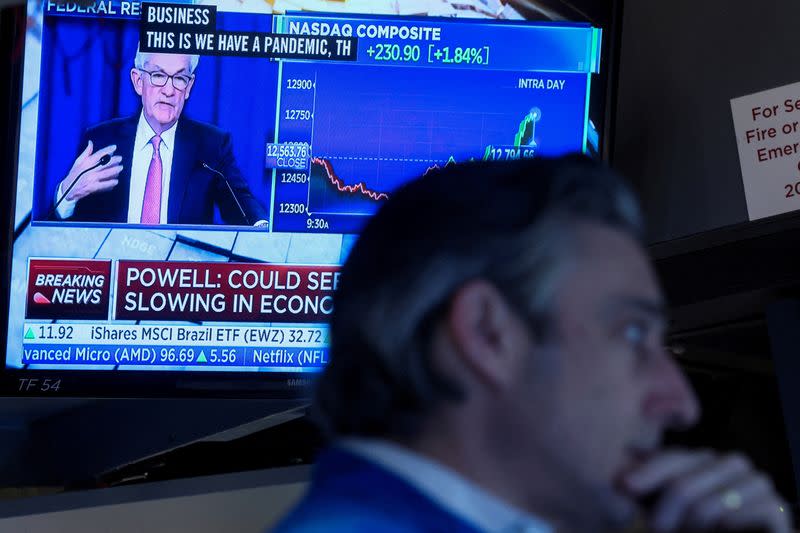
[[161, 79, 176, 95], [642, 348, 701, 430]]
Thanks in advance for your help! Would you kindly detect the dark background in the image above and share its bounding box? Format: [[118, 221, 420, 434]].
[[613, 0, 800, 244]]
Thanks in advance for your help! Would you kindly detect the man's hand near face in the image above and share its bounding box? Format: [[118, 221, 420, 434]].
[[622, 449, 792, 532], [59, 140, 123, 204]]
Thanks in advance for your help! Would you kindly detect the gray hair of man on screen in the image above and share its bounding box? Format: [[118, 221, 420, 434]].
[[133, 45, 200, 74], [312, 154, 644, 440]]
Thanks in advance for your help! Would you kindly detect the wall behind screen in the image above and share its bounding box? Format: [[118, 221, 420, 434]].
[[613, 0, 800, 244]]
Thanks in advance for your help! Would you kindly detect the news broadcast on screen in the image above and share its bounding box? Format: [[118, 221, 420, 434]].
[[6, 0, 614, 389]]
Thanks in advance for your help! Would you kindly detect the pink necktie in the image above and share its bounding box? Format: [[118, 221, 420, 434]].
[[140, 135, 162, 224]]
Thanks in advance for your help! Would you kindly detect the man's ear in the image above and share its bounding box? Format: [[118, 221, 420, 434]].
[[184, 76, 195, 100], [445, 280, 529, 391], [130, 68, 143, 96]]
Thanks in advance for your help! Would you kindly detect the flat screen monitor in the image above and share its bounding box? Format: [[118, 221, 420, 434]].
[[1, 0, 620, 397]]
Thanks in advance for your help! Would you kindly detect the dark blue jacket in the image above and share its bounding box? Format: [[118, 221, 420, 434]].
[[66, 113, 267, 225], [272, 447, 484, 533]]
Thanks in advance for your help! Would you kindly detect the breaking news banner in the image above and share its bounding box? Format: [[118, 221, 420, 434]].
[[139, 2, 358, 60], [116, 261, 339, 322], [26, 259, 112, 320]]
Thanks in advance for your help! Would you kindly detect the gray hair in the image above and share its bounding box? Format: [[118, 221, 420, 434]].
[[134, 48, 199, 74], [313, 155, 644, 439]]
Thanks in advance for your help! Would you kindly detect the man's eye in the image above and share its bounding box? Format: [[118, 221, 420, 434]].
[[623, 322, 647, 346], [151, 72, 167, 82]]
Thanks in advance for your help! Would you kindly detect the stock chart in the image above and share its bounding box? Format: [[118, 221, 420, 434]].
[[268, 16, 599, 233]]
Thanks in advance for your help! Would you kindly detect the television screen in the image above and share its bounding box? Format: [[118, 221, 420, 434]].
[[3, 0, 618, 396]]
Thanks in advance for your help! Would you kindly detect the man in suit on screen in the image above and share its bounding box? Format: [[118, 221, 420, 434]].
[[273, 157, 792, 533], [54, 49, 268, 227]]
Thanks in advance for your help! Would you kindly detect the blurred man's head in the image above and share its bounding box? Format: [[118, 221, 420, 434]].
[[315, 156, 700, 530], [130, 50, 199, 134]]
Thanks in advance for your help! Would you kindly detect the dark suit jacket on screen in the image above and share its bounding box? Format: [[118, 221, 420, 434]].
[[271, 447, 483, 533], [65, 113, 268, 225]]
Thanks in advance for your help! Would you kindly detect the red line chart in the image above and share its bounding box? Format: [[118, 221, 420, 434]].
[[310, 157, 390, 201]]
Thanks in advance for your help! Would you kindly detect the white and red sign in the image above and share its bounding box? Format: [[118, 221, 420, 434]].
[[731, 81, 800, 220]]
